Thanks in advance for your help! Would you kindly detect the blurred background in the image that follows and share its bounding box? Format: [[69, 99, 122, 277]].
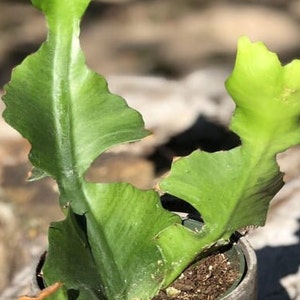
[[0, 0, 300, 299], [1, 0, 300, 83]]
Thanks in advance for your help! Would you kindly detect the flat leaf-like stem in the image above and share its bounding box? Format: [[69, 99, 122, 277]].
[[44, 184, 179, 299], [3, 0, 300, 297], [3, 0, 149, 191], [158, 37, 300, 286], [2, 0, 181, 299]]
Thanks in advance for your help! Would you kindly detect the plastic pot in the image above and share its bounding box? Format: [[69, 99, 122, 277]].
[[34, 217, 257, 300], [222, 237, 257, 300]]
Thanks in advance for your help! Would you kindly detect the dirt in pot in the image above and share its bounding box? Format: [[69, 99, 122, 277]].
[[36, 248, 240, 300], [152, 251, 240, 300]]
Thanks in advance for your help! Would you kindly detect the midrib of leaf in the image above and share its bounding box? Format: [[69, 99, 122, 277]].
[[50, 19, 79, 182], [48, 15, 89, 212], [47, 15, 126, 296]]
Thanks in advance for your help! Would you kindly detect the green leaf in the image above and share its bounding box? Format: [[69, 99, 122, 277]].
[[227, 36, 300, 151], [2, 0, 182, 298], [2, 0, 149, 182], [5, 0, 300, 296], [158, 36, 300, 285], [44, 183, 180, 300], [43, 209, 105, 300]]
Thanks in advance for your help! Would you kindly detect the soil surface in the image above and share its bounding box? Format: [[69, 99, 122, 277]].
[[153, 251, 239, 300]]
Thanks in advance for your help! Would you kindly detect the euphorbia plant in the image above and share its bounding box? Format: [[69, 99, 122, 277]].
[[3, 0, 300, 299]]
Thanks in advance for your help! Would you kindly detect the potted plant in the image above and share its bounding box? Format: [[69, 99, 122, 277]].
[[3, 0, 300, 299]]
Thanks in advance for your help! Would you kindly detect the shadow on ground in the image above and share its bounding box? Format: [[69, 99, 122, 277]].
[[149, 114, 240, 173], [256, 218, 300, 300]]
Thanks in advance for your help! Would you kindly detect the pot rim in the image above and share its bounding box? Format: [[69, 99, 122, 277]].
[[222, 236, 257, 299], [181, 217, 253, 299]]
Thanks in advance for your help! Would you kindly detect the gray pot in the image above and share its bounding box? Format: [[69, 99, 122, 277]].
[[33, 219, 257, 300], [222, 237, 257, 300]]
